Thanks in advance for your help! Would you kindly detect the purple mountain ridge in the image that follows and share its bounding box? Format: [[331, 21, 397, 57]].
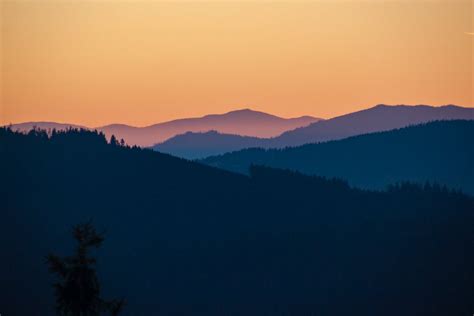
[[153, 104, 474, 159], [7, 109, 321, 147], [97, 109, 320, 146]]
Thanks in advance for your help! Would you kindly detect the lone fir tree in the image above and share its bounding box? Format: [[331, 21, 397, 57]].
[[46, 222, 125, 316]]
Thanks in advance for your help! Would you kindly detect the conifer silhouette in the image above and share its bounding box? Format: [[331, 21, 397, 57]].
[[110, 135, 119, 146], [46, 221, 125, 316]]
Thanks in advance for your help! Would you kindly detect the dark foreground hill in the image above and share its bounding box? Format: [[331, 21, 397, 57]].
[[1, 128, 474, 316], [155, 104, 474, 158], [202, 120, 474, 195]]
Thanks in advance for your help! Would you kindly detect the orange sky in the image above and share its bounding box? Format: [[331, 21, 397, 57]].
[[1, 0, 473, 127]]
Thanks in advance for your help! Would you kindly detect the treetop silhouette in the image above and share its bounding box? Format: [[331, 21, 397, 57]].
[[46, 221, 125, 316]]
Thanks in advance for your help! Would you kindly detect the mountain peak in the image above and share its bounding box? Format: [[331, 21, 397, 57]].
[[222, 108, 275, 117], [228, 108, 254, 113], [223, 109, 319, 121]]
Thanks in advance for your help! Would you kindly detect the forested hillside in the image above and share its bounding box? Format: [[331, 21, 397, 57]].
[[1, 128, 473, 315], [203, 120, 474, 195]]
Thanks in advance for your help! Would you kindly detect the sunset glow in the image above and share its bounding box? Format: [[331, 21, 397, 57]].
[[1, 0, 473, 126]]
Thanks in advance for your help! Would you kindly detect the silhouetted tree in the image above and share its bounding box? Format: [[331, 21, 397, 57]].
[[46, 222, 125, 316], [110, 135, 119, 146]]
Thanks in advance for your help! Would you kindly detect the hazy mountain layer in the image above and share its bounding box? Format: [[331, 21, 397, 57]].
[[156, 104, 474, 159], [8, 109, 320, 147]]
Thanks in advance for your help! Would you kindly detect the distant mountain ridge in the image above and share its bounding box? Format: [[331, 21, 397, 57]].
[[8, 122, 86, 132], [154, 104, 474, 159], [271, 104, 474, 147], [98, 109, 320, 146], [6, 109, 321, 147], [202, 120, 474, 195]]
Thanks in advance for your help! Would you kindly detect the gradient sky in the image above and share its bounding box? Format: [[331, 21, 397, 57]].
[[1, 0, 473, 127]]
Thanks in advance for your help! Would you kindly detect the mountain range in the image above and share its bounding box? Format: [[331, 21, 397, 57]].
[[202, 120, 474, 195], [155, 104, 474, 159], [7, 109, 320, 147]]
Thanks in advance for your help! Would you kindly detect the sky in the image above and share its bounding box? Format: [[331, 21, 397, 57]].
[[1, 0, 473, 127]]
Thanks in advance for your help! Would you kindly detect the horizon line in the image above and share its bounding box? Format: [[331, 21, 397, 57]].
[[2, 103, 469, 128]]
